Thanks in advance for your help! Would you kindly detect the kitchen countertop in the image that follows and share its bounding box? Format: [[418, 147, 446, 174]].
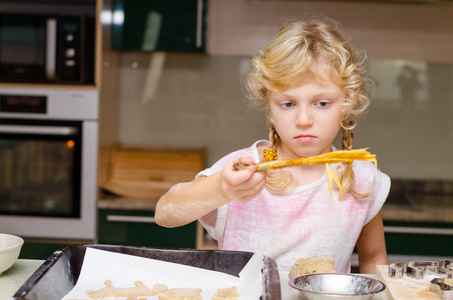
[[0, 259, 44, 300], [1, 259, 387, 300], [382, 194, 453, 223], [98, 194, 158, 210]]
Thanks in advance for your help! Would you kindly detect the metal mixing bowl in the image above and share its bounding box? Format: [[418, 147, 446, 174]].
[[288, 273, 386, 300]]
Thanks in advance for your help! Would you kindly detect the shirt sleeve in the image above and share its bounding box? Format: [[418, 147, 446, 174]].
[[364, 168, 391, 225], [353, 161, 390, 224]]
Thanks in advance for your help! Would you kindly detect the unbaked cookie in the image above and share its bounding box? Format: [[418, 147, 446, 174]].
[[288, 255, 336, 278], [212, 286, 240, 300], [158, 287, 203, 300], [86, 280, 168, 299]]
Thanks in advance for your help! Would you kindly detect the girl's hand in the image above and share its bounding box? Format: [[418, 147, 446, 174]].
[[220, 155, 267, 203]]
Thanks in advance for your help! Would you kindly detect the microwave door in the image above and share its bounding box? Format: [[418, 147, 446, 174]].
[[45, 18, 56, 81], [0, 14, 47, 82]]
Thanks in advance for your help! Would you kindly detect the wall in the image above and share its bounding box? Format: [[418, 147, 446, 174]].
[[111, 52, 268, 167], [207, 0, 453, 62], [100, 0, 453, 180]]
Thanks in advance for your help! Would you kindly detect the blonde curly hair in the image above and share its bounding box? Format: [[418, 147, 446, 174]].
[[245, 16, 374, 197]]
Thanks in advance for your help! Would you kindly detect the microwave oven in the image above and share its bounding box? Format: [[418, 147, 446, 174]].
[[0, 12, 95, 85]]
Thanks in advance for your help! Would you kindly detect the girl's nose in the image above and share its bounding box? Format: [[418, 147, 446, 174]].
[[296, 108, 314, 126]]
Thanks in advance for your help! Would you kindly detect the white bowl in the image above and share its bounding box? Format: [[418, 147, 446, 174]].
[[289, 273, 386, 300], [0, 233, 24, 275]]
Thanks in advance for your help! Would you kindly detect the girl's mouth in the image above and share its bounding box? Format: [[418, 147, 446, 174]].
[[294, 134, 316, 142]]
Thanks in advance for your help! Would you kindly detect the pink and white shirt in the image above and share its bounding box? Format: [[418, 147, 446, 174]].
[[198, 140, 390, 272]]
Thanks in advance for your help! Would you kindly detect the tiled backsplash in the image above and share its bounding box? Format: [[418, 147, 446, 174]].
[[102, 52, 453, 181]]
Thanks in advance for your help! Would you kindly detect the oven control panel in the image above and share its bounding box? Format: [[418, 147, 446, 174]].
[[0, 87, 98, 120]]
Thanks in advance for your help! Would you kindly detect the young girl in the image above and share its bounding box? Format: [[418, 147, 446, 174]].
[[155, 16, 390, 274]]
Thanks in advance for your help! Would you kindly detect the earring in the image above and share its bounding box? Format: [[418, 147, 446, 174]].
[[263, 148, 278, 161]]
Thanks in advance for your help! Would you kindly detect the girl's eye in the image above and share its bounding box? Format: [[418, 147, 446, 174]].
[[281, 102, 295, 108], [316, 100, 330, 108]]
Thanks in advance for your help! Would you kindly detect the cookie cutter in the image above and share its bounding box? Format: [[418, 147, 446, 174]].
[[439, 260, 453, 278], [406, 261, 439, 280], [388, 259, 453, 280], [430, 277, 453, 300], [388, 262, 407, 279], [389, 259, 453, 299]]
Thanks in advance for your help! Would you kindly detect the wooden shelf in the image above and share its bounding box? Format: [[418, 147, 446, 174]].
[[0, 83, 98, 91]]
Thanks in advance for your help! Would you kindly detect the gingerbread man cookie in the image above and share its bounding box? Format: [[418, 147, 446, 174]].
[[86, 280, 168, 299], [158, 287, 202, 300]]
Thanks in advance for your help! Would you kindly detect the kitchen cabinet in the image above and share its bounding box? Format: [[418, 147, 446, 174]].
[[19, 241, 69, 260], [111, 0, 207, 52], [98, 208, 197, 248], [384, 221, 453, 257]]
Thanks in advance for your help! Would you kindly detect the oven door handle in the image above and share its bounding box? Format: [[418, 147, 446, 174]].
[[0, 125, 78, 135], [106, 215, 156, 224], [384, 226, 453, 235], [46, 18, 57, 80]]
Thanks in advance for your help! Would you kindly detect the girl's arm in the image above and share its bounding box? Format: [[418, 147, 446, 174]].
[[355, 210, 388, 274], [155, 156, 267, 228]]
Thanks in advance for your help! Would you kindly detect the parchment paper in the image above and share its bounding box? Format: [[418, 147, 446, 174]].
[[62, 247, 263, 299]]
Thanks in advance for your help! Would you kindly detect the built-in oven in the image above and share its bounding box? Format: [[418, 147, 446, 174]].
[[0, 86, 98, 240], [0, 0, 96, 84]]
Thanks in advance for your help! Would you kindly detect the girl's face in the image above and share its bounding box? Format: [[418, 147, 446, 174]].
[[268, 64, 346, 159]]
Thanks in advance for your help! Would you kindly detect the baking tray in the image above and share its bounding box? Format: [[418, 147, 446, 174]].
[[13, 244, 281, 300]]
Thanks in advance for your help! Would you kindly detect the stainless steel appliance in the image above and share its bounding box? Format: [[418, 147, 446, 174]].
[[0, 0, 95, 84], [0, 86, 98, 240]]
